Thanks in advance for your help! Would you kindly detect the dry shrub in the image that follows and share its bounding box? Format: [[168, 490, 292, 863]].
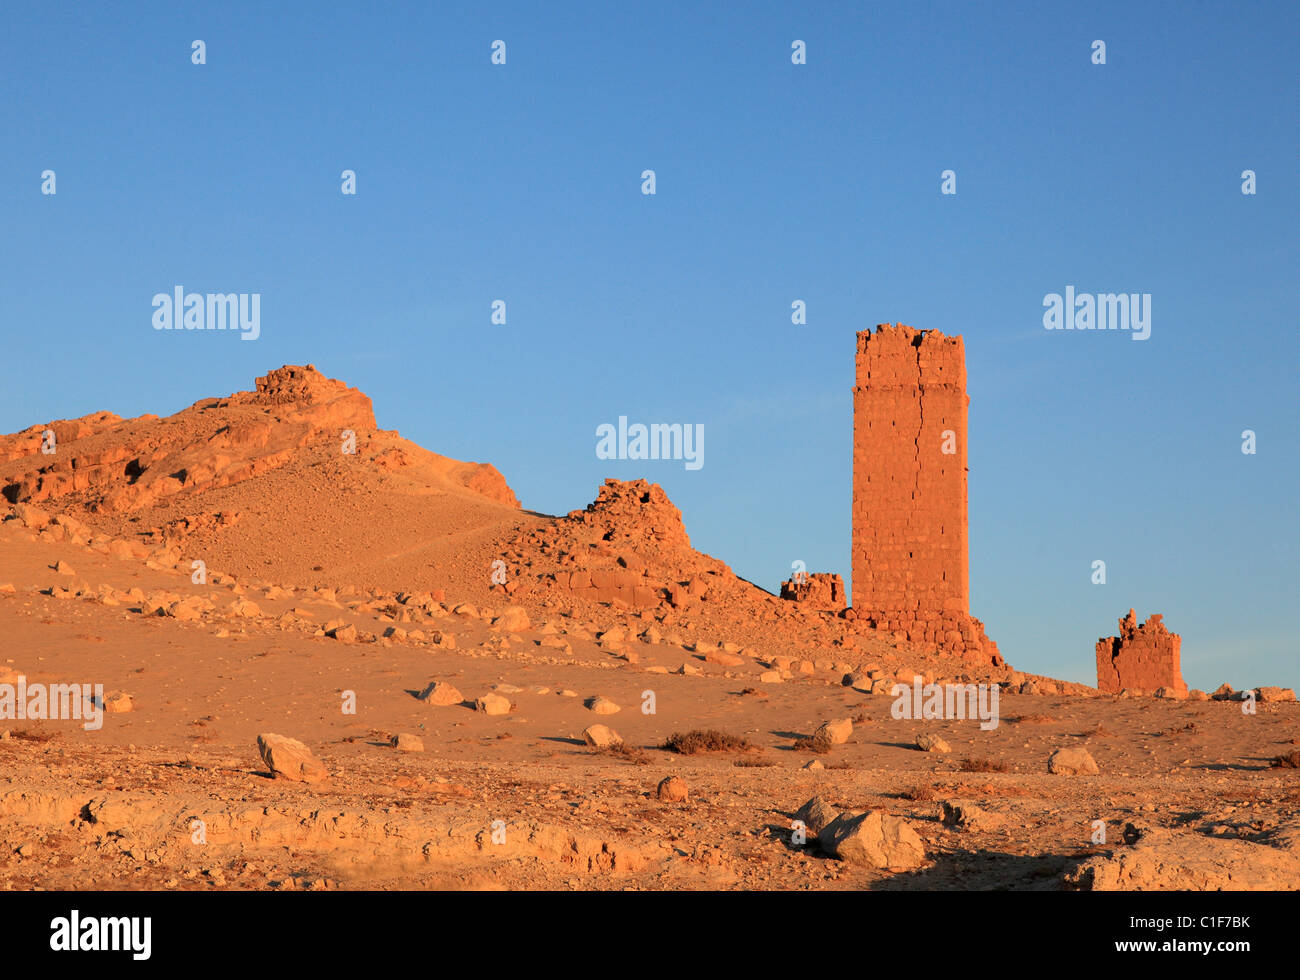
[[661, 730, 754, 755], [733, 758, 776, 768], [605, 743, 650, 765], [958, 757, 1009, 773], [791, 733, 833, 754], [903, 785, 936, 802], [948, 781, 1033, 798]]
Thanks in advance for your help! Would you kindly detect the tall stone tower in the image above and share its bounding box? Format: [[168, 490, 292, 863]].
[[852, 324, 999, 664]]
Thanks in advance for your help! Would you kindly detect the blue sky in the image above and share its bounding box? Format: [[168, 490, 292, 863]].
[[2, 2, 1296, 691]]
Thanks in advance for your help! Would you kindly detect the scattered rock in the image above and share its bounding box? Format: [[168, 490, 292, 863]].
[[1256, 686, 1297, 703], [582, 724, 622, 749], [256, 733, 328, 783], [1066, 824, 1300, 890], [705, 649, 744, 668], [418, 681, 463, 706], [940, 801, 1005, 831], [657, 776, 688, 802], [916, 733, 951, 754], [586, 696, 620, 715], [475, 693, 512, 716], [391, 733, 424, 752], [794, 796, 839, 835], [814, 718, 853, 745], [1048, 746, 1099, 775], [493, 606, 531, 632], [818, 810, 927, 870], [228, 598, 261, 618], [103, 691, 134, 714]]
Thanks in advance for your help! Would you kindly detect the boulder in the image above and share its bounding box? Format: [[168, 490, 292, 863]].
[[582, 724, 622, 749], [418, 681, 463, 706], [493, 606, 531, 632], [916, 733, 951, 754], [1048, 746, 1099, 775], [586, 696, 620, 715], [793, 796, 839, 835], [475, 693, 511, 716], [657, 776, 688, 802], [818, 810, 927, 870], [257, 733, 328, 783], [814, 718, 853, 745]]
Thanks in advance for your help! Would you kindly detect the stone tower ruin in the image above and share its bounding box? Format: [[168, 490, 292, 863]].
[[852, 324, 1000, 664]]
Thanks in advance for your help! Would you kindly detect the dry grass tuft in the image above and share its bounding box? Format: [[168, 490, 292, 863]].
[[958, 757, 1010, 773], [661, 730, 755, 755]]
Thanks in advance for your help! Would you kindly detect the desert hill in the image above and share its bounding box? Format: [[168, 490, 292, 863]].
[[1, 364, 1013, 679], [1, 365, 531, 595]]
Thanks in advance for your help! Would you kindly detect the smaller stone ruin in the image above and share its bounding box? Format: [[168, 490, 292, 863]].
[[1095, 609, 1186, 695], [779, 572, 845, 610]]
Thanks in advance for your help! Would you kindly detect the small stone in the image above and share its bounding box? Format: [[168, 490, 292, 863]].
[[475, 693, 511, 716], [940, 800, 1005, 831], [493, 606, 531, 632], [657, 776, 688, 802], [419, 681, 463, 706], [103, 691, 134, 714], [228, 598, 261, 618], [794, 796, 839, 835], [916, 733, 951, 753], [586, 696, 620, 715], [257, 733, 328, 783], [815, 718, 853, 745], [705, 649, 744, 667], [1048, 746, 1099, 775], [581, 724, 622, 749], [391, 733, 424, 752]]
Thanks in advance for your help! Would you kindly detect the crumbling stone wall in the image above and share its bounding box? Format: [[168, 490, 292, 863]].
[[851, 324, 1000, 664], [779, 572, 845, 610], [1095, 609, 1185, 694]]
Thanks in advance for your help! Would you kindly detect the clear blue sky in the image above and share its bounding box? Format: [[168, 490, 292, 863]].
[[2, 2, 1296, 691]]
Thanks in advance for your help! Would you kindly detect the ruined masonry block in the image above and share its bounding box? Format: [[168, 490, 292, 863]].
[[1095, 609, 1186, 694]]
